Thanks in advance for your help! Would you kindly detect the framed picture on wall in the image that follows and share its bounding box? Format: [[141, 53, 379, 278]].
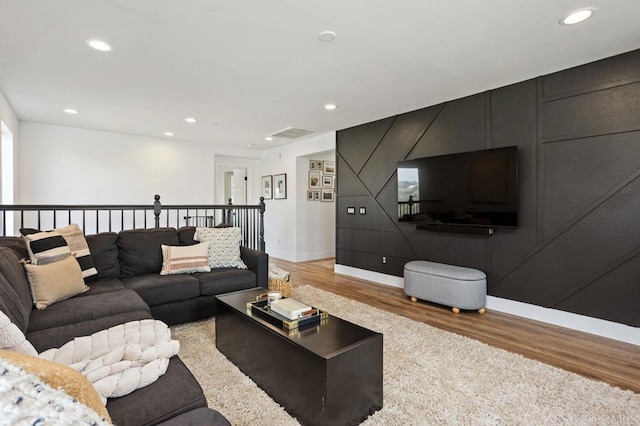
[[322, 175, 334, 188], [309, 171, 321, 189], [313, 190, 321, 201], [274, 173, 287, 199], [261, 175, 273, 200], [323, 161, 335, 174], [321, 189, 334, 202], [307, 190, 314, 201], [317, 161, 323, 171], [309, 160, 317, 170]]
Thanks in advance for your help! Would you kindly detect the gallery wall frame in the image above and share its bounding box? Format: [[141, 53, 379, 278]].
[[261, 175, 273, 199], [309, 171, 321, 189], [274, 173, 287, 199], [323, 161, 335, 174], [322, 175, 334, 188], [321, 189, 334, 202]]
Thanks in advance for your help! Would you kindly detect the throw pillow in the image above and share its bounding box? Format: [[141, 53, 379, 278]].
[[22, 224, 98, 281], [0, 356, 112, 425], [0, 350, 112, 422], [0, 310, 37, 355], [23, 255, 89, 310], [23, 230, 71, 265], [193, 227, 248, 269], [55, 224, 98, 280], [160, 242, 211, 275]]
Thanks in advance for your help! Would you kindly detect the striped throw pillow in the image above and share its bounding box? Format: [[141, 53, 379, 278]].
[[24, 231, 71, 265], [160, 243, 211, 275], [55, 224, 98, 280], [23, 224, 98, 281]]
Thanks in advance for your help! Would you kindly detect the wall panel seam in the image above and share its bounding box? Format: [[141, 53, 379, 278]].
[[549, 246, 640, 308], [356, 116, 398, 179], [541, 128, 640, 145], [541, 77, 640, 103], [491, 171, 640, 287]]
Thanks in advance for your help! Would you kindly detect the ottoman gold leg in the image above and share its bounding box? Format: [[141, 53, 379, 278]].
[[478, 308, 486, 314], [452, 307, 460, 314], [410, 297, 417, 303]]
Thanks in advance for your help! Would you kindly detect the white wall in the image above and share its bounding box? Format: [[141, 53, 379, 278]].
[[261, 132, 336, 262], [0, 91, 20, 205], [18, 122, 260, 204]]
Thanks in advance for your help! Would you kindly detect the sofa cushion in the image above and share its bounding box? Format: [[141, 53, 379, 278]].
[[121, 274, 200, 306], [24, 255, 90, 310], [86, 232, 120, 279], [156, 408, 231, 426], [195, 268, 257, 296], [0, 247, 34, 331], [106, 356, 207, 426], [27, 310, 153, 352], [0, 273, 31, 334], [178, 226, 197, 246], [76, 277, 125, 297], [118, 228, 180, 277], [0, 236, 28, 260], [27, 289, 149, 333]]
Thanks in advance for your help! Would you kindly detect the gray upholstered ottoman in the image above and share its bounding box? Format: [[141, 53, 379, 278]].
[[404, 261, 487, 314]]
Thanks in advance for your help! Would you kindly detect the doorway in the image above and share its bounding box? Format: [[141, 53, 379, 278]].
[[223, 168, 247, 205]]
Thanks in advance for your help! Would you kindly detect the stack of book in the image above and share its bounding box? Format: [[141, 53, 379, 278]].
[[270, 298, 312, 320]]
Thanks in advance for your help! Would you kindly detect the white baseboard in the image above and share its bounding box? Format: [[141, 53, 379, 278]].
[[267, 250, 296, 262], [270, 250, 335, 263], [485, 296, 640, 346], [334, 264, 639, 347], [295, 250, 335, 262], [334, 264, 404, 288]]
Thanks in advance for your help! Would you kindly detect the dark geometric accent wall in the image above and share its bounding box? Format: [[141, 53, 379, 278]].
[[336, 49, 640, 327]]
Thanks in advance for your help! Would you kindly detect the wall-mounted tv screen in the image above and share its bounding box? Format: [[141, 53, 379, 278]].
[[397, 146, 518, 228]]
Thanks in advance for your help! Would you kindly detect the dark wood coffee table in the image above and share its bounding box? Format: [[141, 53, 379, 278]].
[[215, 288, 383, 426]]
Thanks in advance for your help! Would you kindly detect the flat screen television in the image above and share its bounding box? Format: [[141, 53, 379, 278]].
[[397, 146, 518, 228]]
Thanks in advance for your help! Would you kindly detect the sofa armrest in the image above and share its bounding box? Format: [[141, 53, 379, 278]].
[[240, 246, 269, 289]]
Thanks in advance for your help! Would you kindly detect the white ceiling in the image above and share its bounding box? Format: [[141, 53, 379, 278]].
[[1, 1, 639, 150]]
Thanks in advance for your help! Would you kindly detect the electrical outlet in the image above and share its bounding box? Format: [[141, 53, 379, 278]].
[[359, 207, 366, 215], [382, 256, 387, 264], [347, 207, 355, 214]]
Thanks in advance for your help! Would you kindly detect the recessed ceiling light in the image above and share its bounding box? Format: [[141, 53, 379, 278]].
[[324, 103, 337, 110], [185, 117, 196, 123], [560, 8, 596, 25], [63, 108, 78, 114], [318, 31, 337, 42], [164, 132, 174, 137], [85, 39, 113, 52], [265, 136, 273, 141]]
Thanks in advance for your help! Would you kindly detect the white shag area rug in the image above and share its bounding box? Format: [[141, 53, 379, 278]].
[[171, 286, 640, 425]]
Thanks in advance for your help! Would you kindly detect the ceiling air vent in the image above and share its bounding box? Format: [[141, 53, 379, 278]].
[[270, 126, 315, 139]]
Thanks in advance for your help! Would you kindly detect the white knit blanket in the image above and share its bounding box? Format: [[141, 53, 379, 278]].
[[39, 319, 179, 399]]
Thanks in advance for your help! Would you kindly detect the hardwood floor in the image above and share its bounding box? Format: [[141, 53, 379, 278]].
[[273, 257, 640, 394]]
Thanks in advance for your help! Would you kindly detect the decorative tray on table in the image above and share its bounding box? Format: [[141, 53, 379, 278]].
[[247, 294, 328, 332]]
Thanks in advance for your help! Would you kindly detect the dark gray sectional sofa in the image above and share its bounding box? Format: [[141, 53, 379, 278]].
[[0, 226, 269, 425]]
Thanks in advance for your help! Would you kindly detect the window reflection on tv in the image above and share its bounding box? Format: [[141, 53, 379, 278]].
[[397, 146, 518, 228]]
